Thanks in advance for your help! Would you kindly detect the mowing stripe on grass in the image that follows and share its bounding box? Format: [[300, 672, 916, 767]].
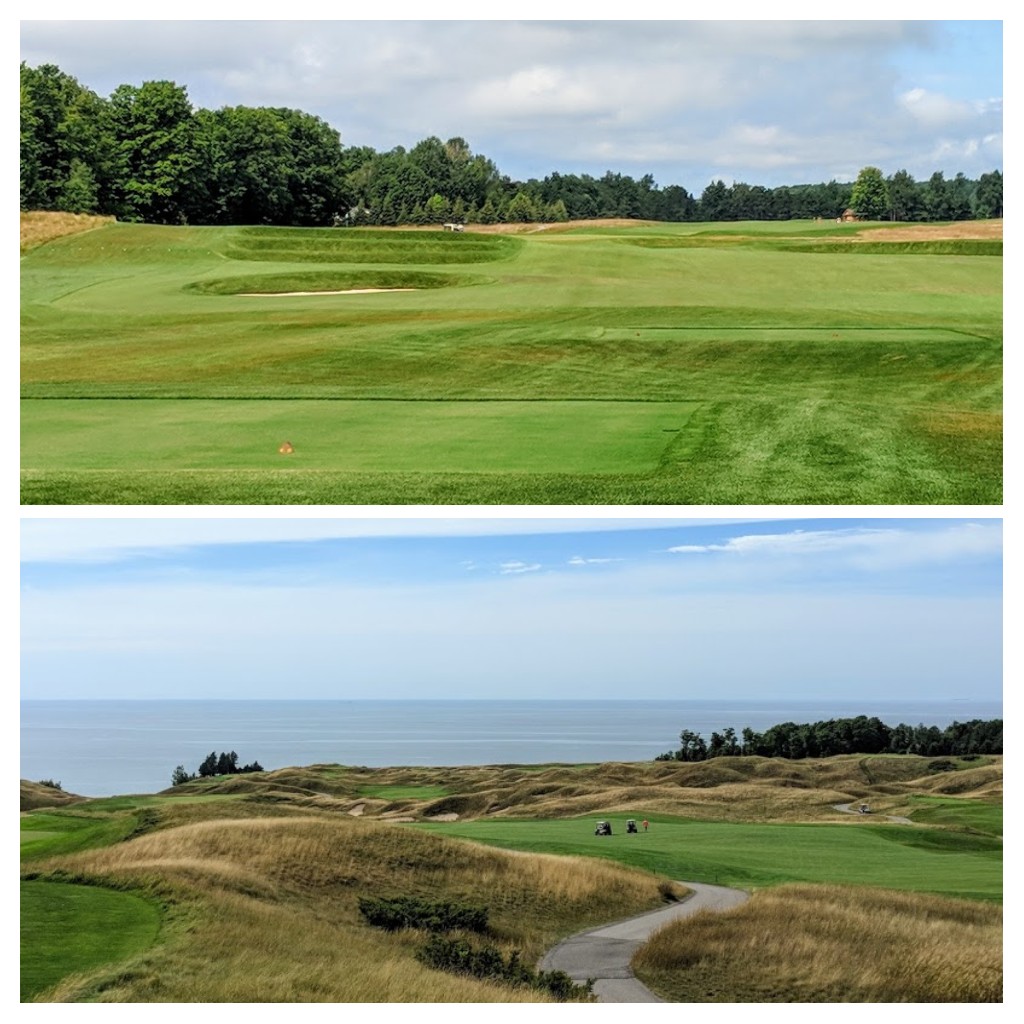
[[22, 399, 698, 474]]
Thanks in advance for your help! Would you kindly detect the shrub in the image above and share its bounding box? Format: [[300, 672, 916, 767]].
[[416, 936, 593, 1001], [358, 896, 488, 934], [38, 779, 62, 790]]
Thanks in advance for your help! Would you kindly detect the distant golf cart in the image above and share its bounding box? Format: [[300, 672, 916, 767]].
[[626, 819, 638, 833], [594, 820, 613, 836]]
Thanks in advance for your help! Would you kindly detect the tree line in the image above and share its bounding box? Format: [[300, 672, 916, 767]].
[[171, 750, 264, 786], [656, 716, 1002, 762], [21, 61, 1003, 228]]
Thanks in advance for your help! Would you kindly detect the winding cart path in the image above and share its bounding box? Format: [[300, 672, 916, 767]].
[[539, 881, 749, 1002]]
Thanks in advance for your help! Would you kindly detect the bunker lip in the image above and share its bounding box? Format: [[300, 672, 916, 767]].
[[239, 287, 418, 296]]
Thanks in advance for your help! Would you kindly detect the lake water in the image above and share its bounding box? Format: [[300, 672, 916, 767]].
[[20, 698, 1003, 798]]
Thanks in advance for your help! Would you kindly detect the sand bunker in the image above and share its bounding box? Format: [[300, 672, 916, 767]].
[[348, 803, 366, 816], [240, 288, 417, 296]]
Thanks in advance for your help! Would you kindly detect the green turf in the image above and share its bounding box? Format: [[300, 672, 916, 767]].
[[21, 219, 1001, 503], [904, 796, 1003, 836], [20, 811, 144, 862], [20, 880, 162, 1001], [21, 399, 696, 473], [415, 816, 1002, 902]]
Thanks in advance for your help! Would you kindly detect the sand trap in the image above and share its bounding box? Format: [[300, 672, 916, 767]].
[[348, 803, 366, 816], [426, 812, 459, 822], [240, 288, 417, 296]]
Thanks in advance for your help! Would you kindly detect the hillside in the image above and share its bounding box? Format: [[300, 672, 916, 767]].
[[21, 754, 1001, 1002], [156, 753, 1003, 826]]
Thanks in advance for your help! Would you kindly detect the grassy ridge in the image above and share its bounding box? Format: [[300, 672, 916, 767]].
[[633, 884, 1002, 1002], [21, 218, 1001, 504], [23, 813, 669, 1002], [20, 756, 1001, 1002]]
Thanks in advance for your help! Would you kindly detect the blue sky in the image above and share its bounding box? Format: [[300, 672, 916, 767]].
[[19, 14, 1003, 188], [20, 518, 1002, 702]]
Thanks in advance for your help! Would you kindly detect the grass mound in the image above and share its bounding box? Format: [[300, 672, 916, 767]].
[[632, 883, 1002, 1002], [21, 780, 86, 812], [23, 813, 668, 1002], [187, 269, 473, 295], [21, 880, 162, 1002], [225, 227, 523, 264]]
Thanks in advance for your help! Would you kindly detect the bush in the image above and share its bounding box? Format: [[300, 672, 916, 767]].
[[37, 779, 62, 790], [358, 896, 488, 934], [416, 936, 593, 1001]]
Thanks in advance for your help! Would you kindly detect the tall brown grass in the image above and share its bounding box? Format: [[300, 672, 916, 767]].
[[32, 814, 669, 1001], [168, 755, 1000, 825], [632, 884, 1002, 1002], [20, 211, 113, 253]]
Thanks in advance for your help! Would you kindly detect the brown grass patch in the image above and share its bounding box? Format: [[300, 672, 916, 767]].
[[20, 211, 114, 253], [915, 408, 1003, 440], [855, 220, 1002, 242], [31, 814, 667, 1002], [20, 780, 87, 812], [633, 883, 1002, 1002]]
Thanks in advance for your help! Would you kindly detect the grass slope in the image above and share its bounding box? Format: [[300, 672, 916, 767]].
[[21, 880, 162, 1002], [633, 884, 1001, 1002], [19, 755, 1002, 1002], [21, 218, 1001, 504]]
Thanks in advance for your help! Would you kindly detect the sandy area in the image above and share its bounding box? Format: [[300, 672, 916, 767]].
[[348, 803, 366, 816], [240, 288, 417, 296], [425, 812, 459, 822]]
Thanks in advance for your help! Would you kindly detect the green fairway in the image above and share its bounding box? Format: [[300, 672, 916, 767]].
[[21, 219, 1001, 503], [21, 880, 162, 1001], [22, 399, 695, 473], [416, 817, 1002, 902]]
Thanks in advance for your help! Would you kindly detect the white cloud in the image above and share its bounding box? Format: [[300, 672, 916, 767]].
[[20, 517, 727, 564], [19, 19, 1002, 186], [499, 561, 542, 575], [667, 523, 1001, 571], [568, 556, 622, 566]]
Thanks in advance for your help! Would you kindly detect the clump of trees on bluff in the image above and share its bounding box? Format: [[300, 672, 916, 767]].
[[171, 751, 263, 786], [657, 717, 1002, 762], [22, 61, 1002, 228]]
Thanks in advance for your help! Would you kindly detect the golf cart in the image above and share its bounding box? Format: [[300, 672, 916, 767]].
[[594, 820, 612, 836], [626, 819, 638, 834]]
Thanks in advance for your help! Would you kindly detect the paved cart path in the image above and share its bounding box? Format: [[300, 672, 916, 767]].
[[539, 881, 749, 1002]]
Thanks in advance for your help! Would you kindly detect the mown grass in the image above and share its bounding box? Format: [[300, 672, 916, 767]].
[[187, 269, 473, 295], [903, 795, 1003, 835], [415, 816, 1001, 902], [21, 880, 163, 1002], [21, 399, 696, 474], [20, 217, 1001, 504], [20, 809, 149, 862], [633, 884, 1001, 1002]]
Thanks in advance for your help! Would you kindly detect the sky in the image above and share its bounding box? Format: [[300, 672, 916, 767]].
[[19, 12, 1004, 189], [20, 517, 1002, 702]]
